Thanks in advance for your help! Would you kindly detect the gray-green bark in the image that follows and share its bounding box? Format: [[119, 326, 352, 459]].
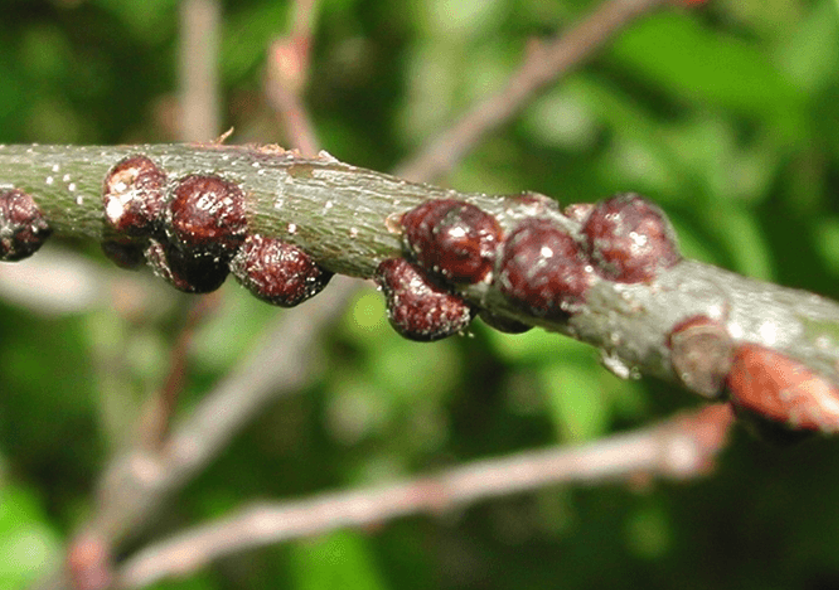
[[2, 142, 839, 403]]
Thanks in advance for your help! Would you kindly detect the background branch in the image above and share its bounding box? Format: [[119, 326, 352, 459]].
[[394, 0, 676, 182], [116, 404, 734, 588]]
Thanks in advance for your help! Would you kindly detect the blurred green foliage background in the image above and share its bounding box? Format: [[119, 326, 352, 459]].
[[3, 0, 839, 588]]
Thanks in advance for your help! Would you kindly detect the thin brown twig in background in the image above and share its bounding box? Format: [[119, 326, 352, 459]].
[[264, 0, 322, 156], [394, 0, 677, 183], [116, 404, 734, 588], [137, 293, 222, 450], [179, 0, 222, 142]]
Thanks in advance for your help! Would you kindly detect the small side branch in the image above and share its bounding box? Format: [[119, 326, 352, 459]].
[[395, 0, 677, 182], [115, 404, 733, 588]]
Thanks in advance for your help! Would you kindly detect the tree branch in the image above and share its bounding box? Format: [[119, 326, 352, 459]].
[[4, 143, 839, 415], [114, 404, 733, 588], [394, 0, 678, 182]]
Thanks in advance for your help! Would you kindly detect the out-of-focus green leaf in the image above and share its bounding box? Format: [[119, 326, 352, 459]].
[[368, 336, 461, 404], [624, 502, 672, 559], [815, 218, 839, 278], [611, 13, 801, 116], [0, 485, 60, 590], [93, 0, 177, 43], [190, 284, 277, 374], [482, 321, 592, 366], [541, 363, 610, 442], [222, 3, 290, 83], [700, 203, 774, 280], [776, 0, 839, 94], [290, 531, 387, 590]]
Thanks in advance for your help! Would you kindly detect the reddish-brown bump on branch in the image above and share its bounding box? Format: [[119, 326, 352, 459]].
[[0, 188, 52, 261], [375, 258, 475, 342], [401, 199, 502, 284], [102, 154, 167, 237], [145, 239, 230, 294], [230, 234, 333, 307], [582, 193, 681, 283], [497, 217, 595, 320], [168, 174, 248, 258], [725, 343, 839, 435], [667, 315, 733, 399], [101, 240, 146, 270]]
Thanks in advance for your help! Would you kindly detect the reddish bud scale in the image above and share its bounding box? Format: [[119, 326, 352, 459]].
[[496, 218, 594, 320], [667, 315, 733, 399], [102, 154, 167, 236], [375, 258, 474, 342], [0, 189, 51, 261], [230, 234, 333, 307], [145, 239, 229, 294], [401, 199, 502, 284], [581, 193, 681, 283], [725, 343, 839, 434], [169, 174, 247, 260]]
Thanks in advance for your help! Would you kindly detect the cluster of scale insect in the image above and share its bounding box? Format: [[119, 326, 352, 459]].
[[391, 192, 682, 339], [394, 194, 839, 438], [98, 154, 331, 303], [8, 156, 837, 437], [0, 188, 52, 261], [0, 152, 329, 305]]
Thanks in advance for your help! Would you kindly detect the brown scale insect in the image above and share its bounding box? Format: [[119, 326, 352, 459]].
[[230, 234, 333, 307], [102, 154, 167, 236], [168, 174, 248, 260], [401, 199, 502, 284], [0, 188, 52, 261], [100, 240, 145, 270], [144, 239, 229, 294], [375, 257, 474, 342], [496, 217, 595, 320], [581, 193, 681, 283]]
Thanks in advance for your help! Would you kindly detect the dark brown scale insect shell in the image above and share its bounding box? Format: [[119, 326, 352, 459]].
[[102, 154, 167, 236], [144, 239, 229, 294], [0, 189, 52, 261], [725, 343, 839, 435], [230, 234, 333, 307], [168, 174, 248, 260], [375, 258, 475, 342], [581, 193, 681, 284], [496, 218, 595, 320], [667, 315, 733, 399], [401, 199, 502, 284], [101, 240, 145, 270]]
